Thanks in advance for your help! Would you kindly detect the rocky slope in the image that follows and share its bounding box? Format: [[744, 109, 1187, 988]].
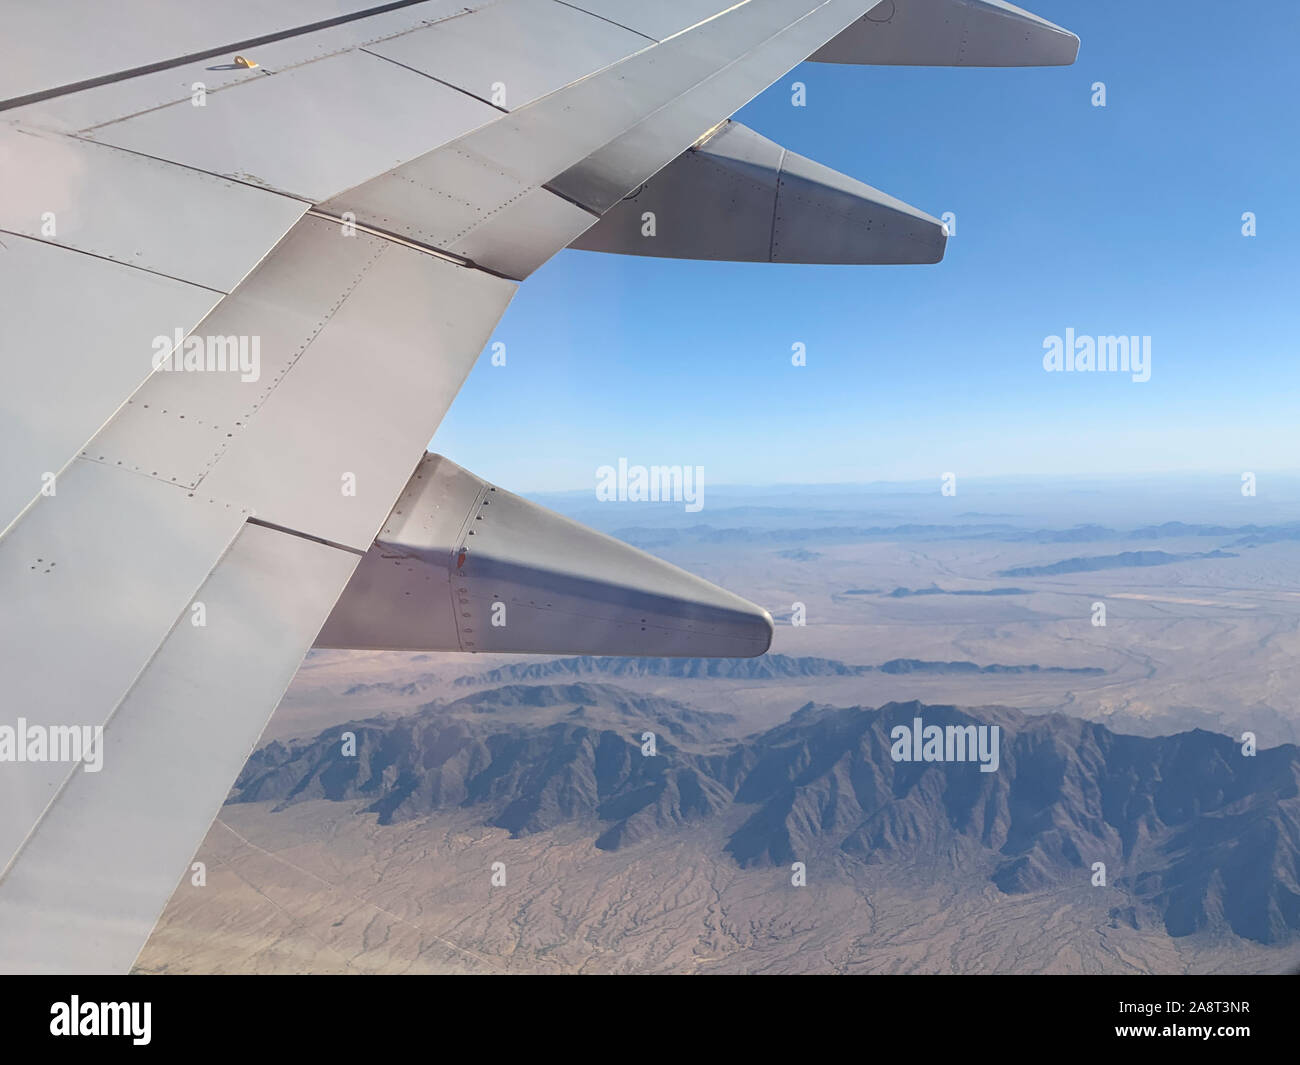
[[231, 688, 1300, 944]]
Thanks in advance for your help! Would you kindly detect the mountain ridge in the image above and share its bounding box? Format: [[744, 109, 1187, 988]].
[[444, 653, 1104, 688], [230, 685, 1300, 945]]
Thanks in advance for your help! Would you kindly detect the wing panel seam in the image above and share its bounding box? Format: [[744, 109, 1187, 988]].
[[0, 228, 227, 295], [0, 0, 456, 113]]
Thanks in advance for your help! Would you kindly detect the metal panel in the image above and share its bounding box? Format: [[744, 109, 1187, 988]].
[[0, 123, 307, 291], [87, 222, 402, 490], [0, 0, 458, 104], [320, 143, 533, 260], [329, 161, 596, 278], [0, 459, 248, 877], [0, 522, 359, 974], [325, 144, 531, 251], [7, 1, 486, 135], [366, 0, 649, 111], [459, 0, 818, 189], [87, 49, 502, 202], [564, 0, 733, 41], [86, 214, 515, 553], [194, 219, 517, 550], [0, 235, 221, 531], [448, 187, 597, 278], [317, 454, 775, 657], [810, 0, 1079, 67], [549, 0, 869, 212]]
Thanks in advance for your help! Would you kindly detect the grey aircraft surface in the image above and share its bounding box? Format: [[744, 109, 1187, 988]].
[[0, 0, 1077, 973]]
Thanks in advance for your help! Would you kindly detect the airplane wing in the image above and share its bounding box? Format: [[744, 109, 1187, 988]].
[[0, 0, 1077, 973]]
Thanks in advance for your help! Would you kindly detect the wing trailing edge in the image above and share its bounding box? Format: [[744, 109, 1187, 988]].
[[315, 454, 774, 658], [568, 120, 946, 265], [810, 0, 1079, 67]]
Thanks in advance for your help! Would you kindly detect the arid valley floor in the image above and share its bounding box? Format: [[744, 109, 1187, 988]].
[[138, 475, 1300, 974]]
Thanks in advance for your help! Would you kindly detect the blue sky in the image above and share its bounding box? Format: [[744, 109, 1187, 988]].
[[433, 1, 1300, 492]]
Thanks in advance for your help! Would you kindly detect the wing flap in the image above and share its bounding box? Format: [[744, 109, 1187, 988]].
[[315, 454, 774, 657], [569, 120, 947, 263], [810, 0, 1080, 67]]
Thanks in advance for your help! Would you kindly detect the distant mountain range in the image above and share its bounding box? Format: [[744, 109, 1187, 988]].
[[880, 584, 1030, 597], [447, 654, 1104, 687], [231, 687, 1300, 944], [610, 520, 1300, 550], [874, 659, 1103, 676], [997, 549, 1238, 578]]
